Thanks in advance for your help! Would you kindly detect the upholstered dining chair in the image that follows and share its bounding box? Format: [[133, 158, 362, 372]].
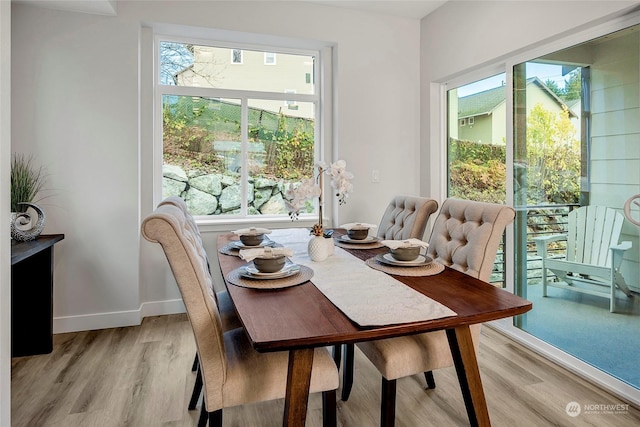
[[376, 195, 439, 240], [335, 195, 439, 396], [342, 198, 515, 427], [141, 203, 339, 427], [157, 196, 242, 412]]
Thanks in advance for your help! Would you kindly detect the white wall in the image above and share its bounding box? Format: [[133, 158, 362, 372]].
[[1, 1, 11, 424], [10, 1, 422, 332]]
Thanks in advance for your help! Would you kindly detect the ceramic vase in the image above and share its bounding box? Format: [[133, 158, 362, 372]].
[[308, 235, 331, 262], [10, 202, 46, 242]]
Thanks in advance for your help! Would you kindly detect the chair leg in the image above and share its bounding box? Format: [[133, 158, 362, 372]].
[[197, 395, 208, 427], [208, 409, 222, 427], [380, 378, 397, 427], [189, 365, 203, 410], [424, 370, 436, 389], [322, 389, 337, 427], [192, 353, 199, 372], [332, 344, 342, 369], [341, 343, 355, 401]]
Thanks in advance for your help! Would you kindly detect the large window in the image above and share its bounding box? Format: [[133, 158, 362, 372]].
[[156, 38, 320, 218]]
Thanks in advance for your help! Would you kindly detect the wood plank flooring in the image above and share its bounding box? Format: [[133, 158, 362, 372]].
[[11, 314, 640, 426]]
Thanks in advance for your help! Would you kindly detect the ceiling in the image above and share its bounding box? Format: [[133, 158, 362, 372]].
[[13, 0, 449, 19]]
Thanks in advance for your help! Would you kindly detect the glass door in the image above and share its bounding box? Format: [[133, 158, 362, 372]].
[[512, 25, 640, 390]]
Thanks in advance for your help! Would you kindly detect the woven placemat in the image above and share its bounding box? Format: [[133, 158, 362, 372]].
[[219, 239, 281, 257], [365, 257, 445, 277], [226, 265, 314, 289], [334, 240, 385, 250]]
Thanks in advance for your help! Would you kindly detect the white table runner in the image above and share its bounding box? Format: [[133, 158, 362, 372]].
[[269, 229, 457, 327]]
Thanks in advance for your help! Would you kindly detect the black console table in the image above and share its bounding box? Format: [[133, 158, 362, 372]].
[[11, 234, 64, 357]]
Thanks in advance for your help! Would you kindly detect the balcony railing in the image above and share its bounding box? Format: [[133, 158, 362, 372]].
[[490, 203, 579, 286]]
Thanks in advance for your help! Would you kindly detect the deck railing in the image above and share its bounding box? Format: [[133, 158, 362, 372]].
[[491, 203, 579, 286]]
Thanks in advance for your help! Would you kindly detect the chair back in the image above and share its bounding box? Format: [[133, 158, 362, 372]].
[[566, 205, 625, 267], [426, 198, 515, 282], [141, 203, 227, 406], [377, 195, 439, 240]]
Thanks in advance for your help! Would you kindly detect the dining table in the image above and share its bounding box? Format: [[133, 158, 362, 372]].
[[217, 228, 532, 427]]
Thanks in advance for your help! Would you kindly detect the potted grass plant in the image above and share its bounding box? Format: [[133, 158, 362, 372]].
[[10, 153, 47, 241]]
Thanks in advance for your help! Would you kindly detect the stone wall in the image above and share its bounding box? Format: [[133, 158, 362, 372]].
[[162, 164, 294, 216]]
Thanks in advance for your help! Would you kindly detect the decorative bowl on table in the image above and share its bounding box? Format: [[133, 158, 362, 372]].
[[347, 227, 369, 240], [253, 255, 286, 273], [390, 245, 421, 261], [240, 233, 264, 246]]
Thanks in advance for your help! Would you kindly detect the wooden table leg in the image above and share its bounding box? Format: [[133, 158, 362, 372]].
[[446, 326, 491, 427], [283, 348, 315, 427]]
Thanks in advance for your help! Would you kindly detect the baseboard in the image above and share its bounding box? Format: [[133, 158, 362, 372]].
[[52, 298, 186, 334]]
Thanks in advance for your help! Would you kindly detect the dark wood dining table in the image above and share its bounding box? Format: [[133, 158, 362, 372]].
[[217, 230, 532, 427]]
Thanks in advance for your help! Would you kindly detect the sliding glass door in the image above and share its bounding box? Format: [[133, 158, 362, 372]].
[[447, 24, 640, 392], [512, 26, 640, 390]]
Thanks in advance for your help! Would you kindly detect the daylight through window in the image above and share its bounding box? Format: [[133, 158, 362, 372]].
[[157, 39, 320, 218]]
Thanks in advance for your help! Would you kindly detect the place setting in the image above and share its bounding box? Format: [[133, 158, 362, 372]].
[[218, 227, 281, 256], [335, 222, 384, 249], [226, 246, 313, 289], [366, 238, 445, 276]]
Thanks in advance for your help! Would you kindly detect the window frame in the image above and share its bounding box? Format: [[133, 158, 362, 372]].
[[154, 33, 329, 226]]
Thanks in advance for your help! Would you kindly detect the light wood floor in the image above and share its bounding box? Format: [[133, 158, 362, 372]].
[[11, 314, 640, 426]]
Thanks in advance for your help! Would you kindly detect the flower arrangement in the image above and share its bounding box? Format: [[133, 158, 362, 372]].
[[285, 160, 354, 236]]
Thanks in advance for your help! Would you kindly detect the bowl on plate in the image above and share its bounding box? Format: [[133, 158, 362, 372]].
[[390, 245, 421, 261], [347, 228, 369, 240], [240, 233, 264, 246], [253, 255, 286, 273]]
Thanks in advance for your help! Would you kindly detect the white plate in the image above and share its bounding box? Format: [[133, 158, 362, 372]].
[[241, 264, 301, 280], [339, 235, 378, 244], [376, 253, 433, 267], [232, 239, 275, 250]]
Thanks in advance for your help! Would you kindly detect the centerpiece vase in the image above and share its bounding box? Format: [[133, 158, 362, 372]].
[[307, 171, 331, 262], [308, 235, 331, 262]]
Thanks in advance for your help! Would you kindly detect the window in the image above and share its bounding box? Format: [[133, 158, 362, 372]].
[[264, 52, 276, 65], [447, 73, 507, 286], [157, 38, 320, 219], [231, 49, 242, 64]]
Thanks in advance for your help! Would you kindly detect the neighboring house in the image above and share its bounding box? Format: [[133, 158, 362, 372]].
[[175, 46, 315, 119], [454, 77, 578, 145]]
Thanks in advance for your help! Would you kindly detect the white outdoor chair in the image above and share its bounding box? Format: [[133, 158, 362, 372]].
[[534, 205, 633, 312]]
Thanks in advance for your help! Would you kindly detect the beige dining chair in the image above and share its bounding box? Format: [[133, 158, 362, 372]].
[[376, 195, 439, 240], [336, 195, 439, 396], [141, 203, 339, 427], [157, 196, 242, 412], [342, 198, 515, 427]]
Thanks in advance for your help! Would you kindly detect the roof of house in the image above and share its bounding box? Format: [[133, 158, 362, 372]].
[[458, 77, 578, 119]]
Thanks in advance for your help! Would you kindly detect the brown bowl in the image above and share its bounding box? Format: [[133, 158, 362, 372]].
[[253, 255, 286, 273], [390, 246, 421, 261], [240, 233, 264, 246], [347, 228, 369, 240]]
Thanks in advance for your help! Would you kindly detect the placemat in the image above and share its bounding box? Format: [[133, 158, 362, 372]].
[[365, 257, 445, 277], [219, 239, 281, 256], [226, 264, 314, 289]]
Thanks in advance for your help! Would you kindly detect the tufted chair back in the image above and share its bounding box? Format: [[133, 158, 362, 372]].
[[377, 195, 439, 240], [141, 203, 228, 409], [426, 198, 515, 282]]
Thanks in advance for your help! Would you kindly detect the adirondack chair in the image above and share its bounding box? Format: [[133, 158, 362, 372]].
[[534, 205, 633, 312]]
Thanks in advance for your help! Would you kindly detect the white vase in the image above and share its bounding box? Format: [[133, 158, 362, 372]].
[[308, 235, 331, 262]]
